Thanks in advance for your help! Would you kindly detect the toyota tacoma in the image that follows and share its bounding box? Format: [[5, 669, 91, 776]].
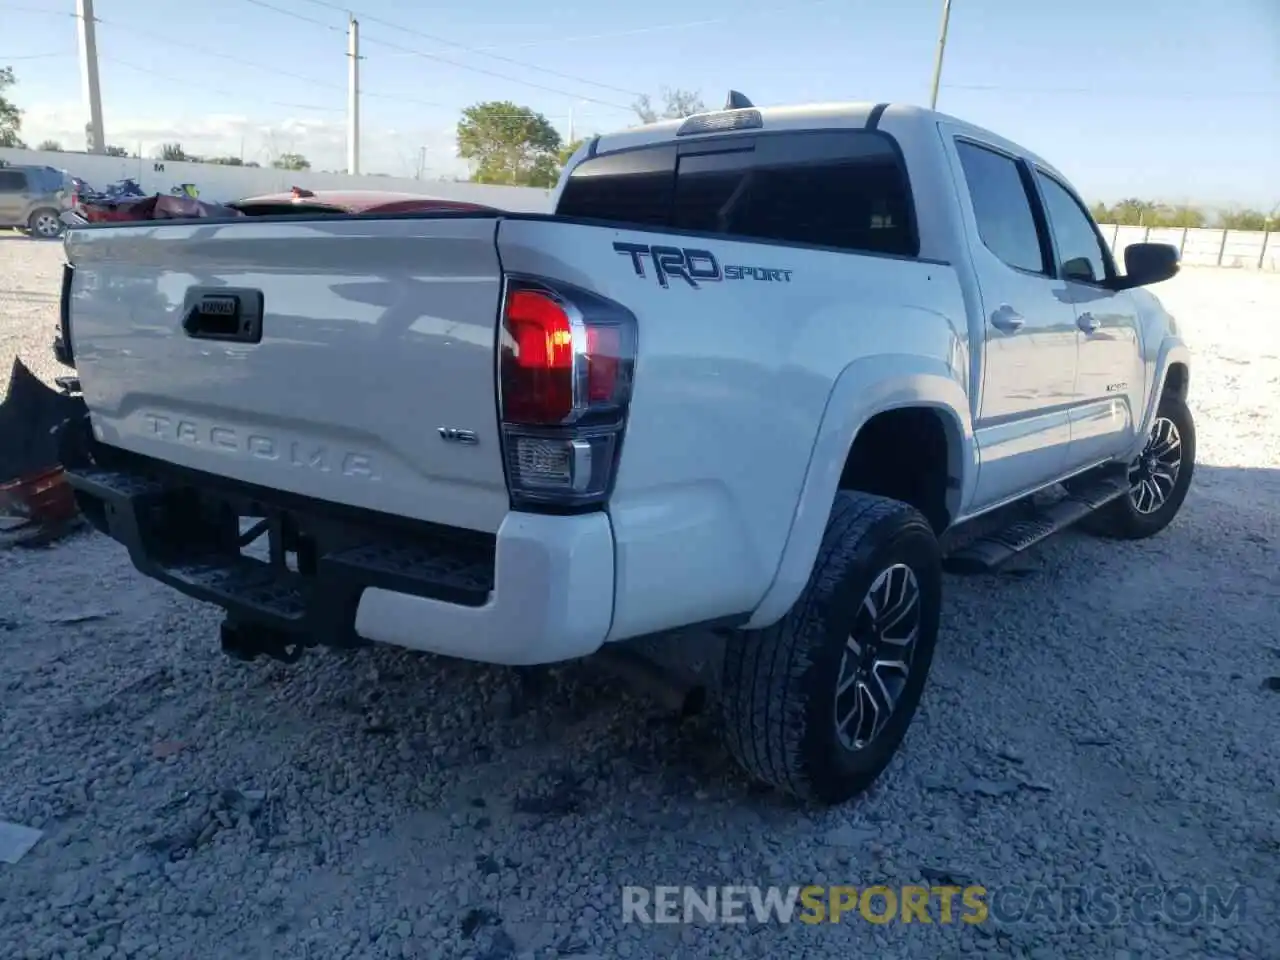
[[52, 95, 1193, 804]]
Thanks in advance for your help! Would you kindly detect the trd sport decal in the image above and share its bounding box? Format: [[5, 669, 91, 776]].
[[613, 241, 793, 289]]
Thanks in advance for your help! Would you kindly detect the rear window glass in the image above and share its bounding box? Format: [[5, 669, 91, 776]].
[[556, 130, 917, 258], [0, 170, 27, 192]]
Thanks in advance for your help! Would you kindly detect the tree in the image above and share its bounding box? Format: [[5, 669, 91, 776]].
[[558, 138, 586, 167], [159, 142, 189, 161], [0, 66, 26, 148], [456, 100, 562, 188], [632, 87, 706, 124], [272, 152, 310, 171], [104, 145, 129, 157], [208, 156, 245, 166], [1218, 207, 1277, 231], [37, 139, 63, 152]]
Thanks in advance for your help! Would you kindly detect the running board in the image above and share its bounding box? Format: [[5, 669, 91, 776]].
[[943, 474, 1129, 574]]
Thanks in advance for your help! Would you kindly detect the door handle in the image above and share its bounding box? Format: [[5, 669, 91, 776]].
[[1077, 311, 1100, 334], [990, 305, 1025, 332]]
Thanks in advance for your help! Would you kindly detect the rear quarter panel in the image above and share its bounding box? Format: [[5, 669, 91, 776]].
[[498, 218, 971, 640]]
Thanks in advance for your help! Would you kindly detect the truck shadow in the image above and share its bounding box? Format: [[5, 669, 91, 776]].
[[266, 460, 1279, 816]]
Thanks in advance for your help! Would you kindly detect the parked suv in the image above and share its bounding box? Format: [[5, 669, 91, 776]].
[[0, 163, 72, 238]]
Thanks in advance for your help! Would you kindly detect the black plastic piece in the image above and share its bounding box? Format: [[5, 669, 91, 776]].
[[55, 262, 75, 367], [181, 287, 264, 343], [943, 473, 1129, 573], [63, 442, 498, 653], [865, 102, 890, 130], [724, 90, 754, 110]]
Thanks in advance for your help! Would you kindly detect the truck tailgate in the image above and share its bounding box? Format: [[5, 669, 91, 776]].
[[64, 216, 510, 533]]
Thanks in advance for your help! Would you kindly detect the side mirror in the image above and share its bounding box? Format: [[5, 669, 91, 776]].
[[1112, 242, 1179, 290]]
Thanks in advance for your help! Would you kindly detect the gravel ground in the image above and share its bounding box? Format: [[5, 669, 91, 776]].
[[1, 231, 1277, 960]]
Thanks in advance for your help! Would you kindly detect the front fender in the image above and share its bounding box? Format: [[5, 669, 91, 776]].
[[745, 354, 973, 628], [1122, 336, 1190, 461]]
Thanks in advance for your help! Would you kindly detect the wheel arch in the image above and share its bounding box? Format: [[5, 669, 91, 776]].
[[745, 354, 973, 629], [1124, 337, 1191, 462]]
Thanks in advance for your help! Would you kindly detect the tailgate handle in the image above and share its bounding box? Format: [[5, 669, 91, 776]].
[[182, 287, 265, 344]]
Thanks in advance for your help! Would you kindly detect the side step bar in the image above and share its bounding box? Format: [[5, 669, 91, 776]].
[[943, 473, 1129, 574]]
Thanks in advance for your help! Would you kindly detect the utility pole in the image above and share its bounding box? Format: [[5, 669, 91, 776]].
[[76, 0, 106, 153], [347, 16, 360, 175], [928, 0, 954, 110]]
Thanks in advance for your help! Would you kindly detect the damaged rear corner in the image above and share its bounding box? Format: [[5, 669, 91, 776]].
[[57, 416, 497, 664]]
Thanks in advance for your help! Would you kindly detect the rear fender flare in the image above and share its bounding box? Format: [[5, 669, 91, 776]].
[[745, 354, 973, 629]]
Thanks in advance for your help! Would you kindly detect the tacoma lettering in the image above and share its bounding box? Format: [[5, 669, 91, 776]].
[[141, 414, 379, 481]]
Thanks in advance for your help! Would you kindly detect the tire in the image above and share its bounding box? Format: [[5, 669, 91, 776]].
[[719, 491, 942, 805], [27, 208, 63, 239], [1082, 391, 1195, 540]]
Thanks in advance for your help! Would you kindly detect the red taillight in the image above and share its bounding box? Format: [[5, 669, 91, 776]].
[[498, 281, 636, 509], [501, 289, 574, 425], [586, 325, 620, 403]]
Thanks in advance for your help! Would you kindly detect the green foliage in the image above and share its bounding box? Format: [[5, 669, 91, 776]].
[[272, 152, 310, 171], [0, 66, 25, 148], [632, 87, 706, 124], [457, 100, 563, 187], [1218, 206, 1279, 231], [558, 137, 587, 168], [36, 139, 62, 152], [104, 144, 130, 157], [1091, 198, 1277, 230], [159, 142, 188, 161]]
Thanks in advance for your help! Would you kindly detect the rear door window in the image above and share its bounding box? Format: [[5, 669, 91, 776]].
[[954, 140, 1047, 275], [0, 170, 28, 193], [556, 130, 918, 258]]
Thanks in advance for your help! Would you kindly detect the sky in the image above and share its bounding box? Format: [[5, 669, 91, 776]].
[[2, 0, 1278, 208]]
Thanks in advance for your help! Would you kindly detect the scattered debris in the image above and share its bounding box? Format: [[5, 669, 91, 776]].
[[1075, 737, 1114, 747], [958, 778, 1022, 798], [1262, 677, 1280, 692], [920, 864, 972, 886], [460, 907, 500, 939], [152, 740, 188, 760], [512, 768, 587, 817], [0, 820, 42, 864], [994, 746, 1026, 764], [43, 608, 116, 626], [822, 824, 879, 848]]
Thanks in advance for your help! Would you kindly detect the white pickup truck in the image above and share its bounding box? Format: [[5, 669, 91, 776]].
[[54, 95, 1193, 805]]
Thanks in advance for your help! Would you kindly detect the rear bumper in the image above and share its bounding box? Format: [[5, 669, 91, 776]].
[[64, 446, 616, 666]]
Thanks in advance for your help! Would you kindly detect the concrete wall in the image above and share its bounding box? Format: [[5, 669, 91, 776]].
[[1098, 224, 1278, 272], [0, 147, 554, 212]]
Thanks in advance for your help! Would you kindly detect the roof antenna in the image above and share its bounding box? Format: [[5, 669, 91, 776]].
[[724, 90, 754, 110]]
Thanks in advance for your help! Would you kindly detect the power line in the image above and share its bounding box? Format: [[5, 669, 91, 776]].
[[100, 55, 343, 114], [240, 0, 341, 32], [291, 0, 641, 96], [0, 50, 77, 60], [91, 16, 452, 111], [358, 31, 633, 112], [262, 0, 641, 100], [470, 0, 843, 52], [943, 83, 1280, 99], [0, 3, 72, 17]]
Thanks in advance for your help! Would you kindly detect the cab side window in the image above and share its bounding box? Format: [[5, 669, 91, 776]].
[[1036, 172, 1110, 284], [954, 140, 1046, 275]]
